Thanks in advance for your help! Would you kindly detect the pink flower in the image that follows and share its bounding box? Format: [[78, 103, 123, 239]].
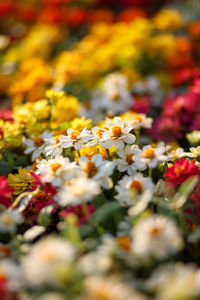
[[164, 158, 200, 187], [0, 176, 13, 208], [60, 204, 94, 226]]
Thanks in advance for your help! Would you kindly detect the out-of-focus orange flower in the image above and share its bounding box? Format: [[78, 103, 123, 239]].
[[64, 8, 87, 27], [118, 7, 147, 23], [167, 37, 194, 70], [188, 20, 200, 39], [87, 9, 114, 24]]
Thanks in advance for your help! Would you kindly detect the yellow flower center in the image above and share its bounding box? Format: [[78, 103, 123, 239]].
[[126, 153, 134, 164], [174, 165, 185, 176], [50, 163, 62, 174], [111, 92, 120, 101], [84, 161, 97, 178], [150, 226, 162, 236], [143, 148, 155, 159], [33, 137, 43, 146], [92, 288, 111, 300], [111, 126, 123, 138], [117, 236, 131, 251], [133, 114, 143, 122], [1, 215, 12, 226], [130, 180, 143, 194], [70, 130, 80, 140], [54, 134, 64, 145]]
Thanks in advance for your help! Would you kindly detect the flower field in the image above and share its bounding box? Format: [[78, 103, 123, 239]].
[[1, 0, 200, 299]]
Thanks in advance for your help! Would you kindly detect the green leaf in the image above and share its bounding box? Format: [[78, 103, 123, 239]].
[[0, 160, 12, 176], [91, 201, 121, 225], [172, 176, 199, 208]]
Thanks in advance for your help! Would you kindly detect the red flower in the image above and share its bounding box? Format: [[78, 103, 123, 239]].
[[164, 158, 200, 187], [0, 176, 13, 208], [60, 204, 94, 226]]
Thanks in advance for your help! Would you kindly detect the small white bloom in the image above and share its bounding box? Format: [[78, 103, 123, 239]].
[[115, 173, 155, 206], [36, 156, 81, 187], [0, 259, 23, 291], [59, 127, 93, 150], [0, 210, 23, 233], [79, 154, 115, 188], [149, 263, 200, 300], [82, 276, 147, 300], [131, 215, 183, 259], [56, 175, 100, 206], [24, 131, 52, 161], [168, 147, 191, 160], [21, 236, 76, 286], [100, 117, 135, 149], [115, 145, 142, 175], [125, 113, 153, 130], [135, 142, 168, 169], [189, 146, 200, 158]]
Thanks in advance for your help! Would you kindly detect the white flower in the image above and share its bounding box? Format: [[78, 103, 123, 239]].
[[36, 156, 81, 187], [189, 146, 200, 158], [44, 135, 64, 158], [131, 215, 183, 259], [59, 127, 93, 150], [0, 210, 23, 233], [24, 131, 52, 161], [91, 72, 133, 115], [168, 147, 191, 160], [115, 145, 142, 175], [149, 263, 200, 300], [0, 259, 23, 291], [21, 236, 76, 286], [115, 173, 155, 206], [124, 113, 153, 130], [100, 117, 136, 149], [82, 276, 147, 300], [56, 175, 100, 206], [79, 154, 115, 188], [135, 143, 168, 169]]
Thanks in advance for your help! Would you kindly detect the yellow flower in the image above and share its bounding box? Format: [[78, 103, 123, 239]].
[[71, 117, 92, 131], [153, 9, 182, 31], [53, 95, 80, 124], [8, 169, 34, 195], [73, 145, 107, 161]]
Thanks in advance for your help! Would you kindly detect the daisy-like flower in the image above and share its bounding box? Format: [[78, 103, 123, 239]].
[[44, 135, 64, 158], [121, 112, 153, 130], [36, 156, 81, 187], [91, 72, 133, 115], [164, 157, 200, 187], [0, 210, 23, 233], [56, 175, 100, 206], [24, 131, 52, 161], [100, 117, 136, 149], [59, 127, 93, 150], [135, 143, 168, 169], [82, 276, 146, 300], [189, 146, 200, 158], [167, 147, 190, 160], [21, 236, 76, 286], [115, 173, 155, 206], [115, 145, 142, 175], [149, 263, 200, 300], [131, 215, 183, 259], [78, 154, 115, 188]]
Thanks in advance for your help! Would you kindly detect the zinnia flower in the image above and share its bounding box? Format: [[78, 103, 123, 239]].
[[164, 158, 200, 187]]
